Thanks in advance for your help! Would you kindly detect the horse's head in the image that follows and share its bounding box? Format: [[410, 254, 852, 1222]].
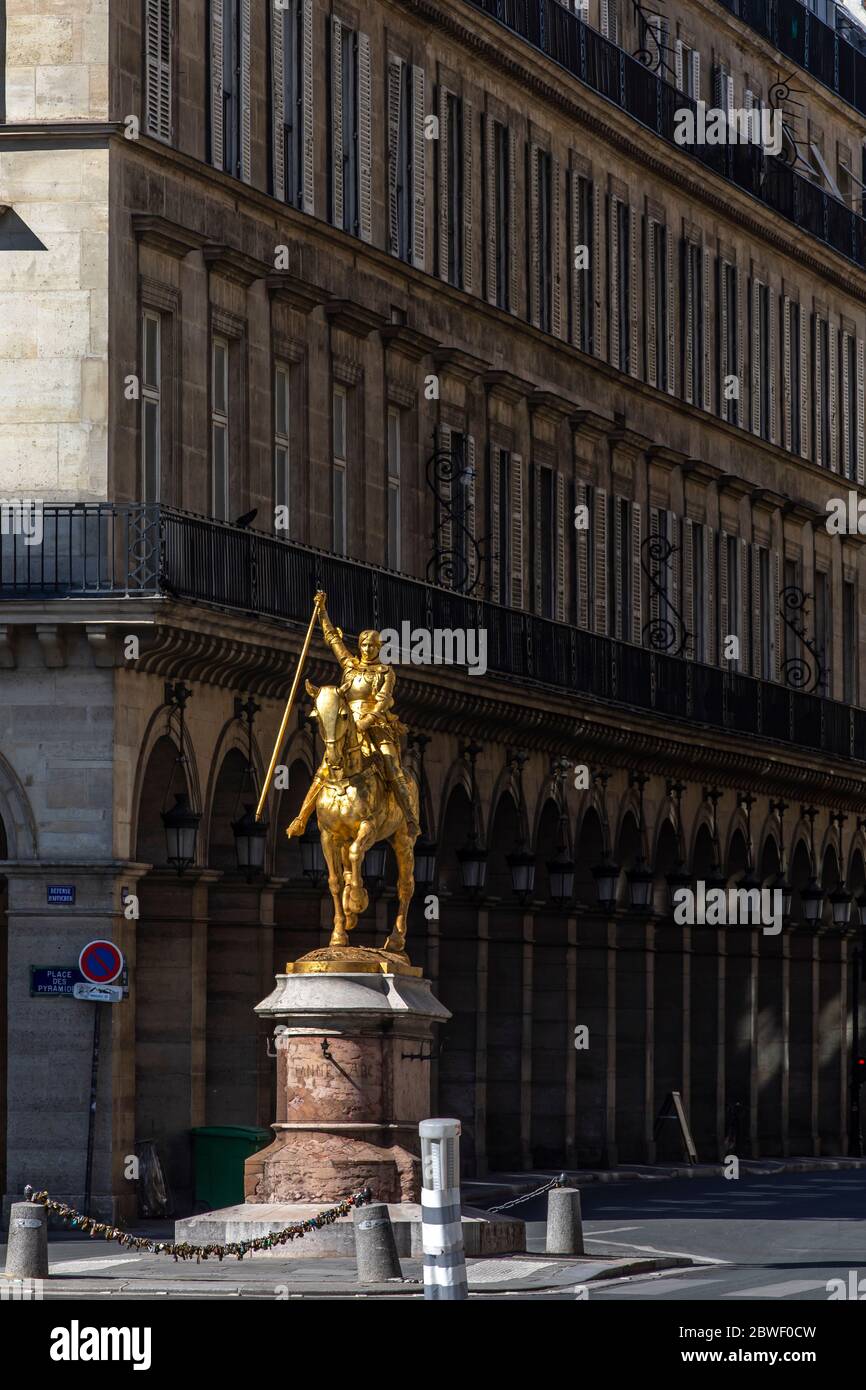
[[306, 681, 353, 770]]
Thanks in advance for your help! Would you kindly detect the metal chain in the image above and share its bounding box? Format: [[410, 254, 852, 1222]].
[[487, 1174, 566, 1213]]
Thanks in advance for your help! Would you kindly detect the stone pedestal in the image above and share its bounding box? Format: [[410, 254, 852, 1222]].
[[244, 971, 450, 1205]]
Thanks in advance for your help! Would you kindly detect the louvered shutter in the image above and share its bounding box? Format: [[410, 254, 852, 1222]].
[[439, 423, 452, 562], [751, 279, 761, 435], [767, 287, 777, 443], [484, 116, 497, 305], [556, 472, 566, 622], [770, 550, 782, 682], [736, 265, 747, 428], [601, 0, 611, 38], [667, 510, 680, 632], [594, 488, 608, 635], [331, 18, 344, 228], [691, 50, 701, 99], [829, 321, 839, 472], [576, 480, 589, 628], [631, 502, 642, 643], [751, 545, 761, 677], [649, 507, 661, 636], [511, 452, 524, 609], [552, 157, 563, 339], [239, 0, 251, 182], [665, 226, 675, 393], [570, 168, 584, 349], [740, 539, 749, 667], [719, 258, 730, 412], [466, 436, 477, 589], [533, 465, 543, 613], [608, 196, 620, 369], [358, 33, 373, 243], [301, 0, 315, 214], [462, 101, 474, 291], [857, 339, 865, 484], [798, 307, 809, 459], [646, 216, 658, 387], [684, 242, 695, 403], [719, 531, 729, 659], [412, 66, 426, 270], [704, 525, 716, 664], [145, 0, 172, 143], [490, 445, 501, 601], [529, 146, 540, 328], [814, 315, 824, 467], [701, 247, 711, 409], [272, 3, 285, 200], [782, 296, 792, 450], [613, 496, 624, 638], [593, 182, 606, 359], [683, 518, 695, 658], [387, 58, 402, 257], [675, 39, 684, 91], [210, 0, 224, 170], [842, 330, 852, 479], [437, 85, 449, 281], [508, 127, 519, 314], [628, 206, 639, 377]]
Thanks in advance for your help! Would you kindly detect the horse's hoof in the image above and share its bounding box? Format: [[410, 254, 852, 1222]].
[[344, 887, 368, 914], [383, 935, 405, 955], [330, 931, 348, 948]]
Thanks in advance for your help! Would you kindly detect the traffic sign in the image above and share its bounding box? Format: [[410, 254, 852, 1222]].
[[73, 982, 123, 1004], [78, 940, 124, 986]]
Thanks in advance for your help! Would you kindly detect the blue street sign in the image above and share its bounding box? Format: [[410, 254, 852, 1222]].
[[47, 885, 75, 905], [29, 966, 129, 998]]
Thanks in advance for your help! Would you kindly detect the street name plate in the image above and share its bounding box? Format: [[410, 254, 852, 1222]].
[[73, 982, 123, 1004]]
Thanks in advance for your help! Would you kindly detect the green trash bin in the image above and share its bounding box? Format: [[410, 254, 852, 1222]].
[[190, 1126, 272, 1211]]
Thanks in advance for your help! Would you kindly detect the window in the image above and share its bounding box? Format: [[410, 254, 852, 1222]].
[[211, 0, 250, 179], [446, 93, 464, 287], [788, 299, 801, 454], [274, 365, 290, 518], [387, 407, 401, 569], [332, 386, 348, 554], [493, 122, 510, 310], [339, 26, 359, 234], [275, 0, 303, 206], [721, 261, 738, 424], [754, 282, 772, 441], [222, 0, 242, 177], [144, 0, 172, 143], [677, 41, 701, 99], [759, 546, 771, 679], [614, 496, 632, 641], [331, 19, 371, 239], [815, 316, 830, 467], [141, 312, 161, 503], [611, 198, 631, 374], [683, 240, 704, 405], [844, 580, 858, 704], [784, 558, 799, 673], [496, 447, 511, 606], [692, 522, 706, 662], [449, 431, 471, 591], [814, 569, 829, 695], [539, 466, 555, 618], [726, 534, 739, 647], [648, 219, 667, 388], [572, 173, 593, 352], [534, 148, 553, 334], [212, 336, 230, 520], [842, 331, 857, 480], [394, 63, 412, 261]]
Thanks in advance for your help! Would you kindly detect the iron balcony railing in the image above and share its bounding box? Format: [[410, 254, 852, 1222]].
[[2, 501, 866, 766], [465, 0, 866, 269], [716, 0, 866, 118]]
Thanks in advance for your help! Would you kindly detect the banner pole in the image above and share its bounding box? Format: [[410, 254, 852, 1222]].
[[255, 598, 320, 822]]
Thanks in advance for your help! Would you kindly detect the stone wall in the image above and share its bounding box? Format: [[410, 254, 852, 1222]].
[[3, 0, 109, 122]]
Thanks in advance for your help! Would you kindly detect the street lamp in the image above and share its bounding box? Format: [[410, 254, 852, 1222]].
[[458, 741, 487, 896], [592, 856, 620, 912], [506, 750, 535, 903], [230, 696, 268, 880], [160, 681, 202, 874], [627, 771, 654, 912], [410, 734, 438, 891]]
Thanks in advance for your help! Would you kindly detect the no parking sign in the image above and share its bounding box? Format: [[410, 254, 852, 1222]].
[[78, 940, 124, 987]]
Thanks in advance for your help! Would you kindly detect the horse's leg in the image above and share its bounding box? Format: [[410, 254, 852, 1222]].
[[320, 828, 348, 947], [384, 826, 415, 955], [343, 819, 376, 925]]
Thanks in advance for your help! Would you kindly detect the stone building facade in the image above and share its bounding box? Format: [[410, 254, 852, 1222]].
[[2, 0, 866, 1215]]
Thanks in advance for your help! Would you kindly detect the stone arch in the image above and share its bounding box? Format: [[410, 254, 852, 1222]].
[[574, 803, 605, 907], [438, 755, 487, 850], [206, 747, 251, 873], [131, 707, 203, 868], [614, 809, 641, 909], [726, 827, 749, 884], [534, 797, 563, 903], [0, 750, 38, 860], [437, 782, 475, 897], [487, 791, 521, 901], [691, 820, 717, 878], [653, 817, 680, 915], [202, 713, 267, 869]]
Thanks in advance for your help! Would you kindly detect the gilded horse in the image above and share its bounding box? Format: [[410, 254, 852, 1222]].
[[304, 679, 419, 954]]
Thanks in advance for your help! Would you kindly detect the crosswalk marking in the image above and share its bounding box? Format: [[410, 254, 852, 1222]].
[[722, 1278, 830, 1298]]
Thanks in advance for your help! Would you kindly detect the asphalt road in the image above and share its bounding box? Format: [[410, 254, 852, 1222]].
[[516, 1169, 866, 1300]]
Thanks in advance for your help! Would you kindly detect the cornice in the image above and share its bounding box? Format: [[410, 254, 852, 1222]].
[[132, 214, 207, 259], [265, 272, 329, 314], [482, 370, 535, 403], [202, 243, 270, 286], [432, 346, 492, 380], [323, 299, 389, 337], [380, 324, 440, 360]]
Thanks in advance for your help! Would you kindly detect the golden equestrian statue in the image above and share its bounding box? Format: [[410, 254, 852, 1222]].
[[257, 591, 420, 971]]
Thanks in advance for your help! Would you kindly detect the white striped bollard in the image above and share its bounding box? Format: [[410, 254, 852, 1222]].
[[419, 1118, 468, 1301]]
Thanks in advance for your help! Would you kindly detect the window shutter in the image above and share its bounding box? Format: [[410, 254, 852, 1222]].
[[719, 530, 729, 657], [240, 0, 252, 182], [649, 506, 660, 636], [719, 257, 729, 410], [771, 550, 782, 682], [594, 487, 608, 635], [857, 339, 865, 485], [511, 452, 524, 608], [358, 32, 373, 243], [608, 196, 620, 368], [690, 49, 701, 99], [462, 100, 474, 291], [484, 116, 497, 306], [439, 424, 453, 562], [751, 544, 761, 677], [272, 3, 285, 200], [704, 525, 716, 664], [684, 242, 695, 403], [490, 445, 501, 600], [387, 57, 402, 257], [529, 146, 540, 328], [767, 287, 777, 444], [593, 182, 606, 360], [556, 471, 566, 623], [701, 247, 711, 409], [798, 307, 809, 460], [751, 278, 761, 435], [631, 502, 642, 643], [570, 167, 583, 349], [210, 0, 224, 170], [683, 518, 695, 658], [740, 539, 749, 668], [466, 435, 477, 589], [629, 206, 639, 377], [412, 66, 426, 270], [533, 464, 543, 613], [814, 314, 824, 468], [842, 329, 852, 479], [665, 225, 675, 393], [613, 495, 624, 638], [675, 39, 684, 91], [302, 0, 315, 215], [508, 127, 519, 314], [600, 0, 611, 38], [331, 18, 344, 228], [646, 217, 658, 387], [782, 296, 792, 450], [667, 510, 680, 630], [145, 0, 172, 143], [437, 85, 449, 281], [736, 265, 746, 428], [576, 480, 589, 628], [552, 157, 563, 339], [829, 321, 839, 472]]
